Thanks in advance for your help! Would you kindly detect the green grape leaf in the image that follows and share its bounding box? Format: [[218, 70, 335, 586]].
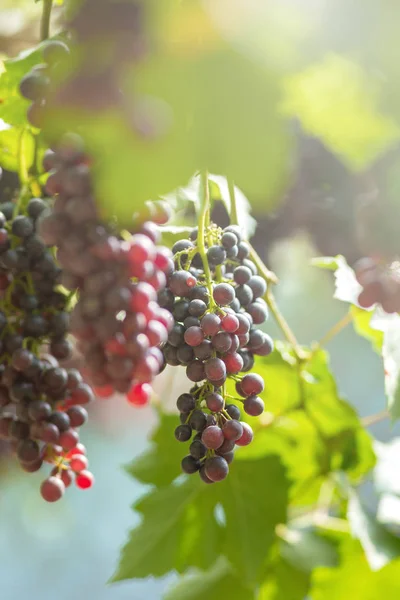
[[219, 455, 289, 586], [125, 413, 187, 488], [111, 478, 221, 581], [282, 54, 400, 170], [303, 350, 360, 438], [347, 489, 400, 570], [258, 557, 310, 600], [207, 174, 257, 239], [350, 305, 384, 353], [382, 316, 400, 420], [0, 125, 35, 172], [311, 539, 400, 600], [163, 557, 253, 600], [0, 46, 43, 127]]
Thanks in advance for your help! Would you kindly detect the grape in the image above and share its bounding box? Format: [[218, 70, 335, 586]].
[[253, 334, 274, 357], [186, 360, 206, 382], [247, 302, 268, 325], [40, 477, 65, 502], [243, 395, 265, 416], [241, 373, 264, 396], [12, 216, 34, 238], [28, 400, 52, 421], [235, 284, 253, 306], [248, 276, 267, 298], [204, 456, 229, 482], [189, 439, 207, 459], [221, 313, 239, 333], [42, 40, 70, 64], [222, 420, 243, 441], [17, 439, 40, 464], [181, 455, 201, 474], [69, 454, 89, 472], [206, 392, 224, 412], [223, 225, 242, 241], [213, 283, 235, 306], [201, 425, 224, 449], [126, 382, 151, 406], [212, 332, 232, 353], [234, 266, 252, 285], [184, 326, 204, 347], [216, 438, 236, 455], [175, 424, 192, 442], [221, 232, 238, 249], [20, 71, 50, 101], [177, 343, 195, 366], [188, 299, 207, 317], [67, 406, 88, 427], [236, 422, 254, 446], [168, 323, 185, 347], [199, 466, 215, 484], [169, 271, 197, 297], [225, 404, 241, 420], [201, 313, 221, 336], [189, 409, 207, 432], [75, 470, 95, 490], [177, 393, 196, 413], [223, 352, 244, 374], [248, 329, 264, 350], [207, 245, 226, 266], [59, 429, 79, 450], [194, 340, 213, 360], [205, 357, 226, 382], [173, 300, 190, 322]]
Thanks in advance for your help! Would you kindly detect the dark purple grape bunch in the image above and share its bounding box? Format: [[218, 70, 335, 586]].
[[0, 197, 72, 362], [19, 39, 71, 129], [162, 223, 273, 482], [355, 257, 400, 314], [175, 373, 263, 483], [0, 348, 95, 501], [162, 224, 273, 380], [39, 133, 174, 399]]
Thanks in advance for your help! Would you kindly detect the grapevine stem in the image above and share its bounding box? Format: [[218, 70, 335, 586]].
[[265, 289, 303, 359], [248, 243, 278, 286], [361, 410, 389, 427], [199, 171, 215, 301], [317, 311, 353, 348], [40, 0, 53, 41]]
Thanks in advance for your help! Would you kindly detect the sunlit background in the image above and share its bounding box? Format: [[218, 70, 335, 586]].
[[1, 0, 400, 598]]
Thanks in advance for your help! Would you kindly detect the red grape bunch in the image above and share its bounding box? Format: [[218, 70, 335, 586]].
[[38, 134, 174, 406], [354, 257, 400, 314], [161, 224, 273, 483]]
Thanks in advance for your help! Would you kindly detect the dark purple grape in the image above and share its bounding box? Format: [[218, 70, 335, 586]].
[[253, 334, 274, 357], [241, 373, 264, 396], [248, 276, 267, 298], [221, 232, 238, 249], [181, 455, 201, 474], [211, 332, 232, 353], [174, 424, 192, 442], [207, 245, 226, 266], [28, 400, 52, 421], [243, 395, 265, 416], [234, 266, 252, 285], [184, 326, 204, 347], [194, 340, 213, 361], [188, 299, 207, 317], [225, 404, 241, 420], [190, 439, 207, 459], [199, 466, 215, 484], [201, 313, 221, 336], [204, 456, 229, 482], [205, 357, 226, 383], [17, 439, 40, 464], [186, 360, 206, 382], [172, 300, 190, 322], [177, 393, 196, 413], [189, 409, 207, 432]]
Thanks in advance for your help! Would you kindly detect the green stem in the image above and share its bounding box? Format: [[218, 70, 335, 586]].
[[248, 244, 278, 285], [316, 311, 353, 349], [265, 289, 303, 359], [40, 0, 53, 41], [199, 171, 215, 303]]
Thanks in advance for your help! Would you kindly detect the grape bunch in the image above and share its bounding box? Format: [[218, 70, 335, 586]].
[[162, 224, 273, 482], [0, 180, 94, 501], [354, 257, 400, 314], [39, 134, 173, 404]]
